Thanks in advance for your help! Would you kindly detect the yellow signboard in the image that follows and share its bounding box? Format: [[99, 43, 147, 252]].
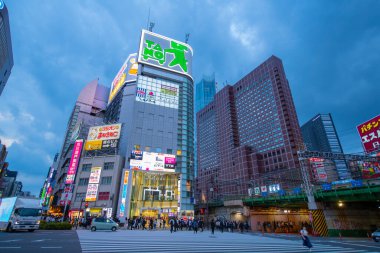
[[123, 171, 129, 184], [85, 140, 102, 151]]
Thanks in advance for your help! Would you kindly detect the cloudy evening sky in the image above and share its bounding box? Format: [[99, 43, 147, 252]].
[[0, 0, 379, 195]]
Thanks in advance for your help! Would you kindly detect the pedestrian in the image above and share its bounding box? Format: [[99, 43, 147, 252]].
[[193, 219, 199, 234], [210, 219, 215, 235], [163, 219, 166, 230], [300, 227, 313, 251], [169, 218, 175, 233]]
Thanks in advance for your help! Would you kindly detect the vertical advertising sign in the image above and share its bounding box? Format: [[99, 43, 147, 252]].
[[108, 53, 138, 104], [85, 184, 99, 202], [119, 170, 129, 217], [357, 115, 380, 153], [138, 30, 193, 79], [89, 167, 102, 184], [65, 139, 84, 184]]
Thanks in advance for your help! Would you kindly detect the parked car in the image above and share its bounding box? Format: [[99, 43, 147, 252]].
[[372, 229, 380, 242], [90, 217, 118, 231]]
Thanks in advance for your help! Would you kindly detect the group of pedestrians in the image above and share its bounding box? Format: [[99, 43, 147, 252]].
[[124, 217, 164, 230], [167, 217, 204, 233], [209, 219, 249, 234]]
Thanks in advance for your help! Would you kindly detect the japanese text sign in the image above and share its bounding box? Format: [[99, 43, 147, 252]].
[[357, 115, 380, 153], [89, 167, 102, 184], [65, 139, 83, 184], [87, 124, 121, 141], [108, 53, 138, 104]]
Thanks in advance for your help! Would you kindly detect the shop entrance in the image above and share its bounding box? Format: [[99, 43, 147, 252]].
[[141, 209, 159, 218]]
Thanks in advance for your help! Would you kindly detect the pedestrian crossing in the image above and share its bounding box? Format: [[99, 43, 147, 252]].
[[77, 230, 371, 253]]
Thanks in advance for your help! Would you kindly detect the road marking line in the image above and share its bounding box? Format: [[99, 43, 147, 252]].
[[0, 239, 22, 242], [41, 246, 63, 248], [0, 247, 21, 249], [329, 241, 380, 249]]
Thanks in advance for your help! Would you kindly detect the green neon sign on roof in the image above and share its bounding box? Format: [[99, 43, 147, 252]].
[[138, 30, 193, 79]]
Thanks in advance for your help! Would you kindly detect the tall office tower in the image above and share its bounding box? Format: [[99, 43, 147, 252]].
[[113, 30, 194, 219], [195, 74, 216, 113], [194, 74, 216, 177], [0, 1, 14, 96], [301, 113, 349, 179], [51, 79, 109, 210], [197, 56, 303, 209]]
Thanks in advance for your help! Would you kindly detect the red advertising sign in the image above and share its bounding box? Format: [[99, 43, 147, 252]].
[[65, 139, 84, 184], [357, 115, 380, 153]]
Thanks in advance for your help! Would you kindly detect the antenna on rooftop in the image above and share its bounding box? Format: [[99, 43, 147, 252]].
[[146, 7, 150, 30], [149, 22, 155, 32], [185, 33, 190, 43]]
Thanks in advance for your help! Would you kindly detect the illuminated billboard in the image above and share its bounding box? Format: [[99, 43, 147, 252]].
[[358, 161, 380, 179], [309, 158, 328, 182], [108, 53, 138, 104], [138, 30, 193, 79], [357, 115, 380, 153], [119, 170, 129, 217], [129, 151, 176, 172], [65, 139, 84, 184], [89, 167, 102, 184], [0, 197, 17, 222], [135, 76, 179, 109], [85, 184, 99, 202], [85, 124, 121, 151]]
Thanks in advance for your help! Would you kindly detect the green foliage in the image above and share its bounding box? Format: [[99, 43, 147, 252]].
[[39, 221, 72, 230]]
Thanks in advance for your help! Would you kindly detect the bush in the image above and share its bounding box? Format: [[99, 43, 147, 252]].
[[39, 221, 72, 230]]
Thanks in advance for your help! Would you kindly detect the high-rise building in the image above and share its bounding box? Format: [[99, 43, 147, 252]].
[[301, 113, 349, 179], [194, 74, 217, 178], [195, 74, 216, 113], [196, 56, 303, 216], [49, 30, 194, 220], [0, 1, 14, 96], [0, 169, 17, 197], [111, 30, 194, 219], [51, 79, 109, 211]]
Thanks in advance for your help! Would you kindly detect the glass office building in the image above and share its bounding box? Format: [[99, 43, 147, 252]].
[[301, 113, 350, 179]]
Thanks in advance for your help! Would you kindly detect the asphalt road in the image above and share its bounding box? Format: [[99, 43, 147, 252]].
[[0, 230, 82, 253]]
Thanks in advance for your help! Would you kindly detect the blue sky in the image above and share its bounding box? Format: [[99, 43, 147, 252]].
[[0, 0, 379, 195]]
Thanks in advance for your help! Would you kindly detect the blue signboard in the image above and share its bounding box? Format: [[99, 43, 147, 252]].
[[0, 1, 4, 10], [322, 183, 332, 191], [0, 197, 17, 222], [293, 187, 302, 194]]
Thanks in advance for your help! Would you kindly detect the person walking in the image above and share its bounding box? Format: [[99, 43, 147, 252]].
[[193, 219, 199, 234], [210, 219, 216, 235], [169, 218, 175, 233], [300, 227, 313, 251]]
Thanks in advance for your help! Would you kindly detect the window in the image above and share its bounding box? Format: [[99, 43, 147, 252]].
[[75, 193, 86, 201], [145, 146, 151, 151], [101, 176, 112, 185], [98, 192, 110, 201], [104, 162, 114, 171], [82, 164, 92, 172], [167, 149, 173, 154], [78, 178, 89, 186]]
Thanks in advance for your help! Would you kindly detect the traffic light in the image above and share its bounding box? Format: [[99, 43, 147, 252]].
[[85, 202, 88, 208]]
